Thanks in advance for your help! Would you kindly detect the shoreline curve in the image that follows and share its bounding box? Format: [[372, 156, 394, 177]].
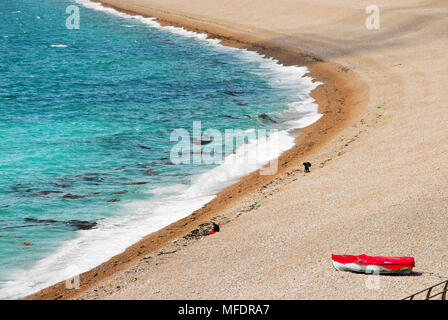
[[25, 0, 368, 300]]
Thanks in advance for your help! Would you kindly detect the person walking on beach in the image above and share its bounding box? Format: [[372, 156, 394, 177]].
[[303, 162, 312, 173]]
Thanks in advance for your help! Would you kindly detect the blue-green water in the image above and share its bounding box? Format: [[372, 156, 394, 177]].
[[0, 0, 320, 298]]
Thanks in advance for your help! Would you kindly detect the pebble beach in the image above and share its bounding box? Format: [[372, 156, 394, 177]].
[[27, 0, 448, 300]]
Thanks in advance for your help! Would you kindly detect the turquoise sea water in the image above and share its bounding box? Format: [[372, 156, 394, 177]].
[[0, 0, 320, 298]]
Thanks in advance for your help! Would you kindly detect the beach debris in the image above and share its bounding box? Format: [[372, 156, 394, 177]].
[[241, 203, 260, 212], [377, 105, 382, 109], [107, 199, 120, 203], [107, 283, 116, 286], [157, 249, 178, 256], [24, 218, 97, 230], [303, 161, 312, 173], [20, 242, 33, 246], [62, 194, 85, 199]]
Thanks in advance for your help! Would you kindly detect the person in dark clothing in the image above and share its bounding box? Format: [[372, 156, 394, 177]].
[[303, 162, 312, 173], [209, 222, 220, 235]]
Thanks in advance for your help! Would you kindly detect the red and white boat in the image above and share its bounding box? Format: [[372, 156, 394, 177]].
[[331, 254, 415, 275]]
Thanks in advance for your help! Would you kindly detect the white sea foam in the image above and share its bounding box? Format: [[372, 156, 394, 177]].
[[0, 0, 322, 299], [50, 44, 68, 48]]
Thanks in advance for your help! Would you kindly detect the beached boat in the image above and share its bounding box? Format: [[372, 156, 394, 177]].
[[331, 254, 415, 275]]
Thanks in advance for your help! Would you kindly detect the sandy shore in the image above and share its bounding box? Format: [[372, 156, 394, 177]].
[[27, 0, 448, 300]]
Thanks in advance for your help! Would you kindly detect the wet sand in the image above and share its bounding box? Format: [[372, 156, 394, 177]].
[[27, 0, 448, 300]]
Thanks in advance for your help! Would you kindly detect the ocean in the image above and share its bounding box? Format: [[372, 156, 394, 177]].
[[0, 0, 321, 299]]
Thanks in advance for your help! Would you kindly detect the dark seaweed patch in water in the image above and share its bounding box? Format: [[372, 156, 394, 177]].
[[36, 190, 63, 196], [258, 113, 279, 124], [23, 218, 97, 230], [138, 144, 151, 150], [222, 114, 242, 120], [55, 184, 73, 189], [224, 90, 244, 96], [111, 190, 127, 195], [62, 194, 85, 199]]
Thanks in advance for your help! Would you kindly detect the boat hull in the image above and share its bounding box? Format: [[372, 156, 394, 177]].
[[331, 254, 415, 275], [332, 260, 412, 275]]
